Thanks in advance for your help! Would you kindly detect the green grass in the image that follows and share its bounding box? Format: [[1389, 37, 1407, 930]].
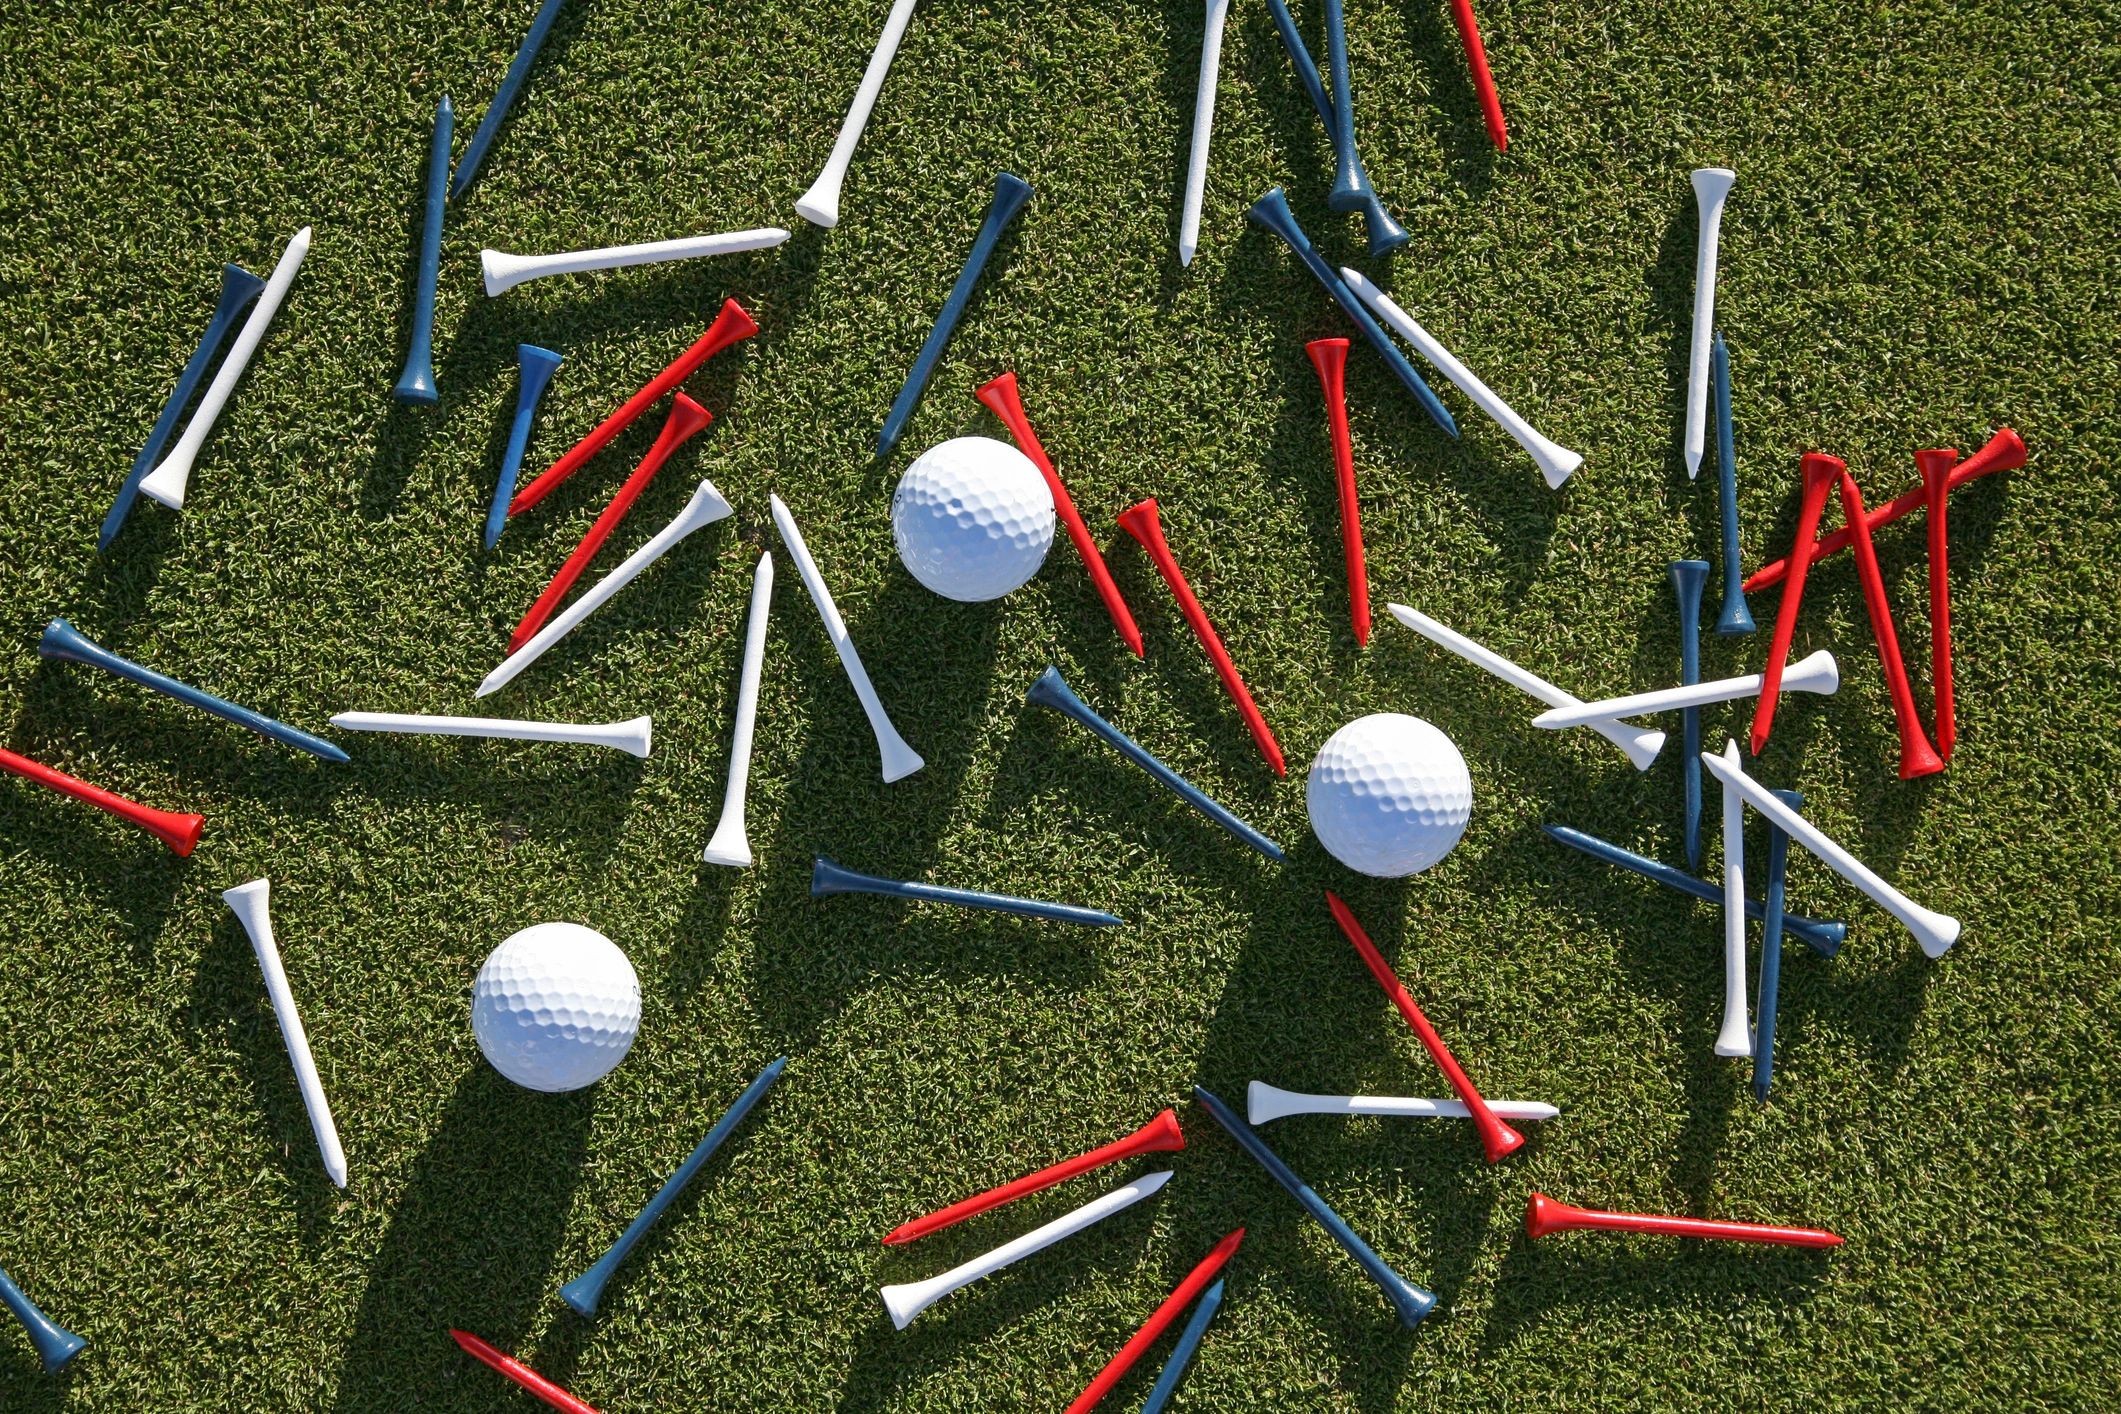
[[2, 0, 2117, 1407]]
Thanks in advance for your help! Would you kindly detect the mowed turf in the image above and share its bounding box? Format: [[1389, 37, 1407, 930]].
[[1, 1, 2117, 1408]]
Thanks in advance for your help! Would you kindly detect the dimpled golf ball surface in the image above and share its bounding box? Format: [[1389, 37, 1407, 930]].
[[892, 435, 1056, 602], [1307, 714, 1473, 877], [472, 922, 641, 1093]]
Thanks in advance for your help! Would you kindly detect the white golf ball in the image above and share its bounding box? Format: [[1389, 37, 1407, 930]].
[[891, 435, 1056, 602], [472, 922, 641, 1093], [1306, 714, 1473, 877]]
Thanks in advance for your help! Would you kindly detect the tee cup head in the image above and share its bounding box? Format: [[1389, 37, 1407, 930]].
[[1524, 1191, 1569, 1238], [1691, 167, 1738, 211], [1248, 1080, 1301, 1124], [481, 249, 530, 296], [701, 821, 753, 869], [1903, 902, 1962, 960], [878, 1276, 942, 1330], [222, 877, 272, 936], [0, 1265, 87, 1374], [1784, 649, 1839, 698], [794, 181, 841, 230]]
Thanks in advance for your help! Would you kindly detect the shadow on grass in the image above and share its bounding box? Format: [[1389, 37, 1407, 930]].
[[184, 905, 344, 1245], [1159, 866, 1498, 1411], [329, 1067, 595, 1413], [0, 763, 188, 964], [69, 499, 183, 628], [365, 238, 779, 521], [1478, 1223, 1836, 1358], [1650, 191, 1702, 486], [979, 684, 1285, 891], [0, 1349, 77, 1410], [1393, 0, 1500, 198], [734, 559, 1104, 1051], [336, 738, 647, 877], [833, 1180, 1171, 1412], [1153, 0, 1213, 293]]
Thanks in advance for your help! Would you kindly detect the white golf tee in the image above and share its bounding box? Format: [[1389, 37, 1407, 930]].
[[704, 550, 774, 866]]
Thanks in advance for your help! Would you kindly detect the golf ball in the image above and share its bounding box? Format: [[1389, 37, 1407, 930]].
[[1306, 714, 1473, 877], [891, 435, 1056, 602], [472, 922, 641, 1093]]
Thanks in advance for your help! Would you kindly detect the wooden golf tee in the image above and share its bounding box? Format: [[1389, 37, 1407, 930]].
[[1026, 667, 1285, 861], [480, 229, 790, 296], [1832, 465, 1944, 779], [393, 95, 451, 405], [769, 496, 922, 782], [1064, 1229, 1244, 1413], [508, 393, 713, 652], [100, 262, 265, 550], [487, 344, 564, 550], [881, 1174, 1169, 1328], [223, 879, 348, 1189], [1177, 0, 1230, 267], [479, 479, 732, 697], [1305, 338, 1369, 645], [1535, 651, 1838, 730], [1337, 269, 1580, 487], [1750, 453, 1837, 756], [1700, 747, 1960, 957], [877, 172, 1033, 457], [1326, 891, 1523, 1162], [328, 712, 651, 756], [1387, 605, 1665, 770], [0, 1263, 87, 1374], [794, 0, 918, 227], [139, 227, 311, 511], [1715, 740, 1751, 1059], [1138, 1275, 1223, 1414], [1446, 0, 1508, 150], [559, 1056, 786, 1315], [1711, 331, 1754, 633], [1917, 448, 1960, 758], [40, 618, 349, 763], [510, 298, 756, 515], [1745, 428, 2025, 592], [975, 372, 1143, 657], [1259, 0, 1409, 255], [703, 551, 773, 867], [1671, 559, 1709, 871], [0, 746, 204, 855], [1118, 499, 1286, 775], [1321, 0, 1373, 218], [811, 857, 1120, 926], [1526, 1192, 1842, 1249], [882, 1108, 1183, 1245], [1753, 786, 1801, 1102], [449, 0, 567, 198], [1684, 170, 1736, 480], [1192, 1084, 1435, 1327], [450, 1330, 603, 1413]]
